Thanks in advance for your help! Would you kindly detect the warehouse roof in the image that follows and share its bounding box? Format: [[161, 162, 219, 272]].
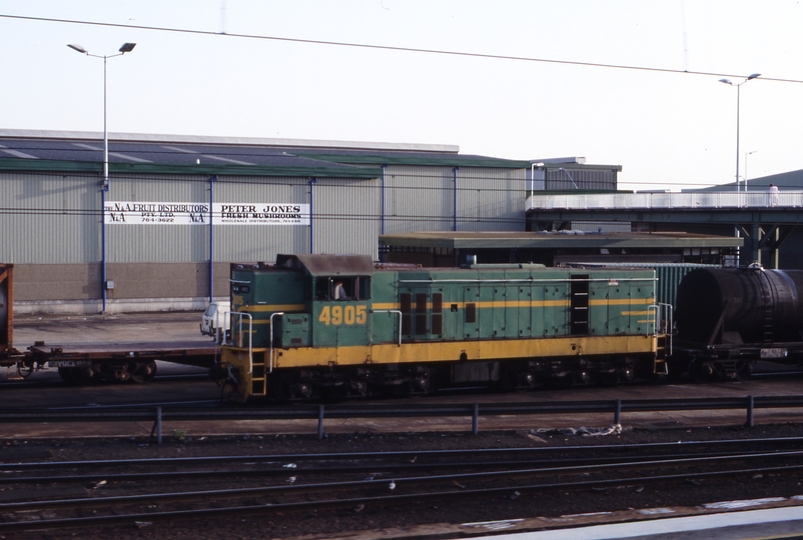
[[0, 129, 529, 177]]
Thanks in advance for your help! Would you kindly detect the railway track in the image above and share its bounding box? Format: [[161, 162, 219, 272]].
[[3, 438, 803, 536]]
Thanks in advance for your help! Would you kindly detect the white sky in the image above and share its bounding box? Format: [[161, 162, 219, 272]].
[[1, 1, 801, 190]]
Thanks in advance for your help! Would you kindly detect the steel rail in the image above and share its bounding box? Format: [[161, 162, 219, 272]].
[[4, 435, 803, 471], [3, 454, 803, 534], [1, 448, 796, 486], [5, 449, 803, 513]]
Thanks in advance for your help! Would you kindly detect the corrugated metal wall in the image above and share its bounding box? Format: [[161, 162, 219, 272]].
[[545, 168, 617, 191], [455, 167, 526, 231], [382, 165, 453, 233], [382, 165, 526, 234], [312, 178, 381, 258], [0, 171, 99, 263]]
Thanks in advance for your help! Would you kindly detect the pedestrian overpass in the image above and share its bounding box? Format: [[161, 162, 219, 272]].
[[526, 191, 803, 268]]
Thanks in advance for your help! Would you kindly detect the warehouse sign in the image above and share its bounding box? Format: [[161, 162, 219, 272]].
[[104, 202, 310, 225], [215, 203, 309, 225]]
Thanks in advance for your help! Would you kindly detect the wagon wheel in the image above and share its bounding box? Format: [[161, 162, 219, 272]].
[[131, 360, 157, 384], [736, 362, 754, 381], [689, 358, 713, 384], [16, 360, 34, 379]]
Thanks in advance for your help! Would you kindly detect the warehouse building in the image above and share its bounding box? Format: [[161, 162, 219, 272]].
[[2, 130, 628, 314]]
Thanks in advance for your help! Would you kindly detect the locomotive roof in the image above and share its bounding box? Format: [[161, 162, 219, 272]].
[[276, 254, 375, 276]]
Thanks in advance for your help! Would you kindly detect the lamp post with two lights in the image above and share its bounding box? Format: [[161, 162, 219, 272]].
[[718, 73, 760, 193], [67, 42, 136, 312]]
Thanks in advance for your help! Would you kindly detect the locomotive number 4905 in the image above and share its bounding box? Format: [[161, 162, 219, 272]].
[[318, 305, 367, 326]]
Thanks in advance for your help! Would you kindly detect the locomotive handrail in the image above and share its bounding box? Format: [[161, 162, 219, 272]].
[[648, 303, 673, 355], [229, 311, 253, 373], [372, 309, 402, 346], [269, 311, 284, 373]]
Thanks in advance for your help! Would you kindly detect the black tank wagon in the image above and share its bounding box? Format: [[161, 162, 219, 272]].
[[674, 266, 803, 381]]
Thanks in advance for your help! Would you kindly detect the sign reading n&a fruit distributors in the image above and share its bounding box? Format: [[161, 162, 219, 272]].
[[104, 202, 310, 226], [105, 202, 210, 224]]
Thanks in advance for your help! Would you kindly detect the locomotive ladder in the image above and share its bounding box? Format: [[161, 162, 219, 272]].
[[654, 335, 668, 376], [251, 353, 268, 396], [570, 275, 589, 335]]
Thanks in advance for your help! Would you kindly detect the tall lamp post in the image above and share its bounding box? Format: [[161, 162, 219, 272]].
[[719, 73, 760, 192], [68, 42, 136, 313]]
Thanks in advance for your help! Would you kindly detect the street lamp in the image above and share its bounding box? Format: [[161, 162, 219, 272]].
[[719, 73, 760, 192], [68, 42, 136, 312]]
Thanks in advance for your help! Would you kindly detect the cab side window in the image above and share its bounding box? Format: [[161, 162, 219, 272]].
[[314, 277, 371, 301]]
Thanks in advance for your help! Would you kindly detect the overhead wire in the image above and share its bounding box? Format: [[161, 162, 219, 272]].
[[1, 13, 802, 84]]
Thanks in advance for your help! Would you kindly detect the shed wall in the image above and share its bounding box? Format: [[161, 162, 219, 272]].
[[0, 171, 99, 264], [381, 165, 526, 234]]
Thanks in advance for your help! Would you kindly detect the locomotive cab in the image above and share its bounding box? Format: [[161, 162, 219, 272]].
[[217, 254, 376, 401], [311, 275, 372, 349]]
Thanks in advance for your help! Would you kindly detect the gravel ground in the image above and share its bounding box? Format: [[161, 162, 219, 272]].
[[3, 424, 803, 540]]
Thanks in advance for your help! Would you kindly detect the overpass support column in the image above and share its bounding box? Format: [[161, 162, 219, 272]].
[[752, 223, 761, 265]]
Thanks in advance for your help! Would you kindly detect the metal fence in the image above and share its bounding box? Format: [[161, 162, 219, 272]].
[[4, 395, 801, 442]]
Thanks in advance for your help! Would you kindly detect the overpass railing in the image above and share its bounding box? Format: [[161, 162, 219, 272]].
[[526, 190, 803, 211]]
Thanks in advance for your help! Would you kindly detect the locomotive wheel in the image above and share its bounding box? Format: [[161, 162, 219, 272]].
[[689, 359, 713, 384], [131, 360, 157, 384], [349, 380, 368, 398]]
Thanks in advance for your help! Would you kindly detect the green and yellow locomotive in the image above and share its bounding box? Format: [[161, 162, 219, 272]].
[[215, 254, 668, 402]]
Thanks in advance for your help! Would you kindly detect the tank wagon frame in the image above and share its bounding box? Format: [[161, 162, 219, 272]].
[[214, 254, 669, 402]]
